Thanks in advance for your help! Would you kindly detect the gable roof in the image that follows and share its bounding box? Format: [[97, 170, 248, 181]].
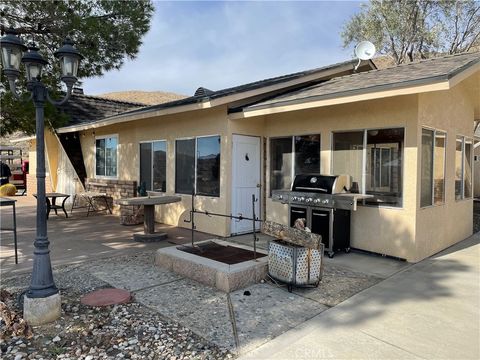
[[56, 59, 375, 133], [235, 52, 480, 117], [58, 94, 145, 126]]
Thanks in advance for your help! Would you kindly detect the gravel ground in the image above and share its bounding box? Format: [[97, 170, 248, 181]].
[[0, 259, 232, 360]]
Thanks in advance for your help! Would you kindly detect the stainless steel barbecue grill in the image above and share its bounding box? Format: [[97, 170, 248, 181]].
[[272, 174, 368, 258]]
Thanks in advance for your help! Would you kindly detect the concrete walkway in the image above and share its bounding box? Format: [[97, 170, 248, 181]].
[[239, 233, 480, 360]]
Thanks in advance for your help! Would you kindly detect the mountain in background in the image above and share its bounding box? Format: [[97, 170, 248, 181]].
[[98, 90, 187, 105]]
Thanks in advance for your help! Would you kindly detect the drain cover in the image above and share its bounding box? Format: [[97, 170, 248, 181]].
[[80, 288, 131, 307]]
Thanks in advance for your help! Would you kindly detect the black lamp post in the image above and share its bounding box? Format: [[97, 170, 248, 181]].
[[0, 29, 82, 324]]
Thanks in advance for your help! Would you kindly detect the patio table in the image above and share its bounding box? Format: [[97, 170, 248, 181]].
[[0, 197, 18, 264], [115, 195, 181, 242], [33, 192, 70, 219]]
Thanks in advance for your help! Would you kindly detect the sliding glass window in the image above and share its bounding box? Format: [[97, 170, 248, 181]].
[[175, 139, 195, 195], [270, 135, 320, 195], [332, 131, 364, 192], [332, 128, 404, 207], [455, 136, 473, 200], [95, 135, 118, 178], [196, 136, 221, 196], [420, 129, 446, 207], [140, 140, 167, 192], [464, 138, 473, 198], [175, 136, 221, 196]]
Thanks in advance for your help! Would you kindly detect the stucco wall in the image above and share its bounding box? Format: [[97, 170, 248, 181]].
[[415, 76, 477, 261], [260, 95, 419, 261], [80, 107, 231, 237], [69, 71, 477, 261]]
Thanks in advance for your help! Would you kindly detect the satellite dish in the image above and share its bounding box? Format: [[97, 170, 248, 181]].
[[354, 41, 376, 71], [355, 41, 376, 60]]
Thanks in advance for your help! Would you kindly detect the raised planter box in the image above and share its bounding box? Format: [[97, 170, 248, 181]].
[[155, 239, 268, 292]]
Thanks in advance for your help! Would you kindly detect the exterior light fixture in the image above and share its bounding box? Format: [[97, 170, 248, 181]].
[[21, 44, 48, 82], [54, 37, 83, 88], [0, 29, 82, 325], [0, 29, 27, 86]]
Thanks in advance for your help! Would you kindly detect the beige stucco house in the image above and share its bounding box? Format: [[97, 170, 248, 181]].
[[33, 52, 479, 263]]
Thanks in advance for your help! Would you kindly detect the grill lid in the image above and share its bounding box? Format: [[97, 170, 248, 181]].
[[292, 174, 351, 194]]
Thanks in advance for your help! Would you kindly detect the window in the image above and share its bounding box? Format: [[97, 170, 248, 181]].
[[270, 135, 320, 194], [140, 140, 167, 192], [421, 129, 446, 207], [196, 136, 221, 196], [95, 135, 117, 177], [332, 128, 404, 207], [175, 135, 220, 196], [332, 131, 364, 191], [455, 136, 473, 200]]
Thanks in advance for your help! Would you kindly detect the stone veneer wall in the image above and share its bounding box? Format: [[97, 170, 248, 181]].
[[85, 178, 137, 216]]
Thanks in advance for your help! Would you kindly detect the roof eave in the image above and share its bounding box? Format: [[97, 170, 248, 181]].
[[232, 60, 480, 119], [56, 99, 212, 133], [230, 78, 451, 119], [57, 60, 371, 133]]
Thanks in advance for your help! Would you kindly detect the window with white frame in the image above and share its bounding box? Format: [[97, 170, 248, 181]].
[[455, 136, 473, 200], [175, 135, 221, 196], [270, 135, 320, 195], [332, 128, 404, 207], [140, 140, 167, 192], [421, 128, 446, 207], [95, 135, 117, 177]]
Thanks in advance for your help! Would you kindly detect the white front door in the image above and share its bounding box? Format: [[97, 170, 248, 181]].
[[231, 135, 261, 235]]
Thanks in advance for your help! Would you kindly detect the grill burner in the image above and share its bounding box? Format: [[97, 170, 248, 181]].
[[272, 174, 356, 210]]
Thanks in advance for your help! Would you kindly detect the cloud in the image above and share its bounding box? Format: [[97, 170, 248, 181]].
[[82, 1, 361, 96]]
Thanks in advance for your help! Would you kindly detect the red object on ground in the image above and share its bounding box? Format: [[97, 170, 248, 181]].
[[80, 288, 131, 307]]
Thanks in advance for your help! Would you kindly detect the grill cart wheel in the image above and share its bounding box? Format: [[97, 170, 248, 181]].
[[345, 247, 351, 253], [328, 251, 335, 258]]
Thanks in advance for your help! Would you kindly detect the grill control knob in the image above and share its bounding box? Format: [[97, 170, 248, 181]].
[[292, 196, 298, 201], [322, 199, 329, 205], [313, 199, 321, 205], [299, 197, 305, 202], [306, 197, 313, 203]]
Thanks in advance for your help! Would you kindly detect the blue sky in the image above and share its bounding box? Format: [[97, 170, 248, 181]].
[[82, 1, 363, 96]]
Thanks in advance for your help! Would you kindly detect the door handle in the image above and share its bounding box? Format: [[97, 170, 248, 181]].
[[312, 213, 328, 217], [291, 210, 305, 214]]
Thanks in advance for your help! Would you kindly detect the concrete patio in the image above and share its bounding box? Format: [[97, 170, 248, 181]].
[[1, 195, 418, 356], [0, 195, 212, 276]]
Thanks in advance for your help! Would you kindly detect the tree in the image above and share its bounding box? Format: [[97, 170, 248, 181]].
[[342, 0, 480, 65], [0, 0, 154, 136]]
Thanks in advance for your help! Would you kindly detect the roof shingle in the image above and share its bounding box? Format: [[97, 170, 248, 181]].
[[243, 52, 480, 111], [58, 94, 144, 126]]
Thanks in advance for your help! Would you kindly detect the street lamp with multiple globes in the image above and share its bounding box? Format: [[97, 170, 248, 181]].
[[0, 29, 82, 325]]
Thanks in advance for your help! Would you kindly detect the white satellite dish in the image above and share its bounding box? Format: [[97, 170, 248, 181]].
[[354, 41, 376, 71]]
